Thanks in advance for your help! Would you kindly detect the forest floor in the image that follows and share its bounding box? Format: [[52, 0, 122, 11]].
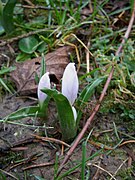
[[0, 0, 135, 179]]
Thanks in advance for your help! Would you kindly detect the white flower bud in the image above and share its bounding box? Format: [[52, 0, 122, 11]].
[[62, 63, 79, 105], [37, 72, 50, 106]]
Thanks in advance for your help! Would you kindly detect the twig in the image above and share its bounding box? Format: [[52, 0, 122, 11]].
[[0, 137, 34, 154], [92, 157, 102, 180], [88, 140, 113, 150], [88, 139, 135, 152], [9, 152, 43, 170], [57, 0, 135, 175], [110, 158, 128, 180], [87, 163, 117, 180], [23, 162, 54, 170], [116, 3, 135, 56], [16, 4, 66, 11], [0, 169, 18, 180], [0, 28, 51, 47], [119, 140, 135, 147], [32, 134, 71, 148], [86, 41, 90, 73]]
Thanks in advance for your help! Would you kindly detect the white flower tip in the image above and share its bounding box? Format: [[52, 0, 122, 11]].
[[62, 62, 79, 105], [37, 72, 50, 105]]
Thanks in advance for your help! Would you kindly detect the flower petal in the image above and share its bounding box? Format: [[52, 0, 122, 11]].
[[72, 106, 77, 121], [62, 63, 79, 105], [37, 72, 50, 106]]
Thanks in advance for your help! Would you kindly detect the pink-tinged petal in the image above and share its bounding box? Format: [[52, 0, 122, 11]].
[[37, 72, 50, 106], [72, 106, 77, 121], [62, 63, 79, 105]]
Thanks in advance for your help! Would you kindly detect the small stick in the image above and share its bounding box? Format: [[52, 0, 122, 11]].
[[0, 137, 34, 154], [32, 134, 71, 148], [0, 28, 51, 47], [119, 140, 135, 147], [23, 162, 54, 170], [86, 41, 90, 73], [110, 158, 128, 180], [0, 169, 18, 180], [87, 163, 117, 180]]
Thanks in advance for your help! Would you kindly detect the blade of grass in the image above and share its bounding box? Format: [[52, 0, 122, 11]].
[[54, 152, 60, 180], [81, 130, 93, 180], [0, 171, 6, 180], [57, 148, 103, 180], [2, 106, 44, 121], [81, 142, 87, 180], [113, 122, 120, 140], [0, 78, 13, 94], [76, 76, 107, 126], [40, 53, 46, 78]]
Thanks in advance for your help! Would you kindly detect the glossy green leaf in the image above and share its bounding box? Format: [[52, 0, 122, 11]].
[[42, 88, 77, 142], [4, 106, 45, 121], [76, 76, 107, 126], [1, 0, 17, 34], [19, 36, 39, 54]]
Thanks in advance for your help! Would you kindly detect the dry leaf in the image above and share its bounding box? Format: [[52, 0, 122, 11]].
[[11, 46, 74, 95]]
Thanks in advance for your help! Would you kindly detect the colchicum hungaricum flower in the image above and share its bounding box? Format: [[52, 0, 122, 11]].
[[37, 63, 79, 121], [37, 72, 50, 107]]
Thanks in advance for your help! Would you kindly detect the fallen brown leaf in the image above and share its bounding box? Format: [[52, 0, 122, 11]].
[[11, 46, 74, 95]]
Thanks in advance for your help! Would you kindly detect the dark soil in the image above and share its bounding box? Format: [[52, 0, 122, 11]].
[[0, 93, 134, 179]]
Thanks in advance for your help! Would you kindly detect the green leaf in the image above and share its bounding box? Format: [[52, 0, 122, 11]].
[[35, 72, 39, 84], [19, 36, 39, 54], [40, 53, 46, 78], [0, 0, 3, 16], [16, 52, 31, 62], [0, 66, 16, 75], [4, 106, 45, 121], [79, 68, 101, 81], [76, 76, 107, 126], [81, 131, 92, 180], [0, 0, 4, 35], [1, 0, 17, 34], [37, 42, 46, 53], [42, 88, 77, 142], [81, 141, 87, 180], [39, 36, 51, 44]]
